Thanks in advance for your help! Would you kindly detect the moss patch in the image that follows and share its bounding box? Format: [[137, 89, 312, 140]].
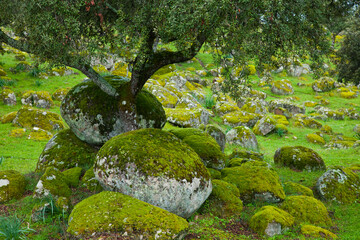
[[34, 167, 71, 199], [62, 167, 82, 187], [301, 225, 337, 239], [284, 182, 314, 197], [0, 170, 26, 203]]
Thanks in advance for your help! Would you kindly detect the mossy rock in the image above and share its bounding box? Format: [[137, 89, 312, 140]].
[[274, 146, 326, 171], [340, 91, 357, 99], [301, 225, 337, 239], [9, 128, 26, 138], [249, 206, 294, 237], [36, 129, 98, 172], [312, 77, 336, 92], [315, 167, 360, 204], [321, 125, 333, 134], [221, 165, 285, 203], [67, 191, 188, 239], [81, 167, 103, 192], [253, 115, 277, 136], [280, 195, 332, 227], [354, 124, 360, 135], [62, 167, 82, 187], [283, 182, 314, 197], [303, 118, 323, 129], [52, 88, 70, 101], [199, 179, 243, 218], [0, 170, 26, 203], [21, 90, 54, 108], [226, 126, 258, 151], [271, 79, 294, 95], [205, 124, 226, 152], [168, 127, 205, 140], [240, 99, 269, 115], [268, 99, 305, 116], [165, 107, 209, 128], [306, 133, 326, 145], [222, 111, 261, 128], [0, 111, 17, 124], [28, 127, 53, 141], [61, 77, 166, 145], [228, 149, 264, 162], [214, 101, 240, 116], [1, 88, 16, 106], [34, 167, 71, 199], [94, 129, 212, 218], [0, 68, 7, 76], [13, 107, 64, 131], [207, 168, 221, 179], [146, 84, 179, 108]]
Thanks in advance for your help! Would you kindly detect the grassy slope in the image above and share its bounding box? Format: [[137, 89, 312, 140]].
[[0, 49, 360, 239]]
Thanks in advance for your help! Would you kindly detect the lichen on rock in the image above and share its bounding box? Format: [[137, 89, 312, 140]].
[[226, 126, 258, 150], [0, 170, 26, 203]]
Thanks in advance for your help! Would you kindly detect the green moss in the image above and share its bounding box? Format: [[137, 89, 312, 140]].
[[253, 115, 277, 136], [9, 128, 26, 137], [222, 111, 260, 127], [168, 127, 205, 140], [95, 129, 210, 183], [0, 170, 26, 203], [81, 167, 103, 192], [284, 182, 314, 197], [34, 167, 71, 198], [0, 68, 7, 76], [221, 165, 285, 203], [272, 79, 294, 95], [28, 128, 53, 141], [36, 129, 98, 172], [303, 118, 323, 129], [215, 102, 240, 115], [13, 107, 64, 131], [207, 168, 221, 179], [164, 108, 204, 127], [67, 191, 188, 239], [228, 149, 264, 162], [312, 77, 336, 92], [62, 167, 82, 187], [301, 225, 337, 239], [0, 111, 17, 124], [52, 88, 70, 101], [306, 133, 326, 145], [321, 125, 333, 134], [21, 91, 54, 108], [274, 146, 326, 171], [228, 158, 247, 167], [199, 179, 243, 218], [281, 195, 332, 226], [249, 206, 294, 236]]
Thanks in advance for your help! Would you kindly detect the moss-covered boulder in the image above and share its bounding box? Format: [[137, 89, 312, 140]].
[[9, 128, 26, 138], [315, 167, 360, 204], [165, 107, 209, 128], [176, 93, 203, 109], [226, 126, 258, 150], [67, 191, 188, 239], [0, 170, 26, 203], [145, 83, 179, 108], [269, 99, 305, 116], [316, 107, 345, 120], [28, 127, 53, 141], [271, 79, 294, 95], [281, 195, 332, 227], [207, 168, 221, 179], [94, 129, 212, 218], [61, 77, 166, 145], [1, 88, 16, 106], [222, 111, 261, 128], [214, 101, 240, 116], [1, 111, 17, 124], [253, 115, 277, 136], [240, 98, 269, 115], [81, 167, 103, 192], [303, 118, 323, 129], [199, 179, 243, 218], [205, 124, 226, 152], [274, 146, 326, 171], [306, 133, 326, 145], [301, 225, 337, 239], [312, 77, 336, 92], [354, 124, 360, 135], [169, 128, 225, 170], [62, 167, 82, 187], [228, 149, 264, 162], [13, 107, 64, 131], [21, 90, 54, 108], [249, 206, 294, 237], [52, 88, 70, 101], [283, 182, 314, 197], [36, 129, 98, 172], [34, 167, 71, 199], [221, 165, 285, 203]]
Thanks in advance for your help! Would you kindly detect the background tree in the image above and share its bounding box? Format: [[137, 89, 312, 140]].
[[337, 12, 360, 85], [0, 0, 345, 129]]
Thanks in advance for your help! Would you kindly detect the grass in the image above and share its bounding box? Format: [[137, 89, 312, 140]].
[[1, 47, 360, 239]]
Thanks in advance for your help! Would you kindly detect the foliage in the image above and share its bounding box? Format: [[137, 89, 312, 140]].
[[0, 215, 35, 240], [337, 13, 360, 85]]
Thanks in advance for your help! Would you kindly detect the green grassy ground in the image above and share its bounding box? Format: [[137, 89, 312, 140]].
[[0, 48, 359, 240]]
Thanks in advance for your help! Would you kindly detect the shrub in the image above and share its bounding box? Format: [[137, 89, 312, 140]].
[[0, 215, 35, 240]]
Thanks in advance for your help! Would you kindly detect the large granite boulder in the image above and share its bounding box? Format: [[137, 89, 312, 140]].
[[94, 129, 212, 218], [67, 191, 188, 239], [165, 107, 209, 128], [253, 116, 277, 136], [226, 126, 258, 150], [61, 77, 166, 145], [274, 146, 326, 171], [21, 90, 54, 108]]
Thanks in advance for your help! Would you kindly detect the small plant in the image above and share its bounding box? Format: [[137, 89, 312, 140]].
[[276, 128, 286, 138], [204, 93, 216, 109], [0, 156, 4, 165], [34, 79, 43, 87], [0, 215, 35, 240], [0, 78, 16, 87], [28, 67, 43, 77], [38, 194, 65, 223]]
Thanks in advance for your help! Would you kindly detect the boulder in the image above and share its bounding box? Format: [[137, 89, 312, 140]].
[[268, 99, 305, 116], [240, 98, 269, 115], [315, 107, 344, 120], [271, 79, 294, 95], [1, 88, 16, 106], [52, 88, 70, 101], [1, 111, 17, 124], [81, 167, 103, 192], [165, 107, 209, 128], [36, 129, 98, 172], [34, 167, 71, 199], [287, 64, 311, 77], [94, 129, 212, 218], [176, 93, 202, 109], [199, 179, 243, 218], [226, 126, 258, 150], [353, 124, 360, 135], [249, 206, 294, 237], [222, 111, 261, 128], [281, 195, 332, 227], [253, 116, 277, 136], [312, 77, 336, 92], [306, 133, 326, 145], [0, 170, 26, 203], [205, 124, 226, 152], [274, 146, 326, 171], [301, 225, 337, 239], [283, 182, 314, 197], [315, 167, 360, 204], [221, 165, 285, 203], [13, 107, 64, 131], [169, 128, 225, 170], [214, 101, 240, 116], [145, 84, 179, 108], [61, 78, 166, 145], [28, 127, 53, 141], [62, 167, 82, 187], [21, 90, 54, 108], [67, 191, 188, 239], [228, 149, 264, 162]]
